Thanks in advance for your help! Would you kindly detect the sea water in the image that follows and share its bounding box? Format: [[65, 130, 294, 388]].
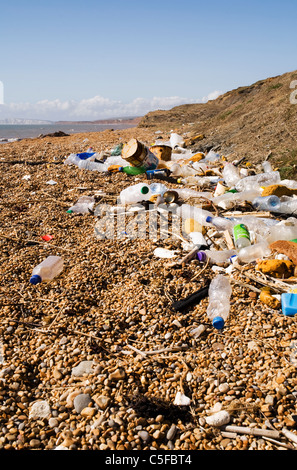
[[0, 122, 136, 142]]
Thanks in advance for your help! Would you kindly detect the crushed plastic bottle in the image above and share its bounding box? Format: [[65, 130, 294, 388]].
[[67, 196, 95, 214], [30, 256, 64, 285], [237, 241, 271, 263], [207, 275, 232, 329], [252, 195, 281, 212], [235, 171, 281, 192], [222, 162, 241, 187]]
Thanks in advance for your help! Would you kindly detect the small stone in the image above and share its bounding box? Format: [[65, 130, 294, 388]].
[[30, 439, 41, 448], [166, 424, 177, 441], [29, 400, 51, 420], [73, 394, 92, 414], [71, 361, 94, 377], [109, 368, 126, 380], [138, 430, 150, 442], [218, 383, 230, 393], [80, 407, 96, 418], [48, 418, 59, 428], [94, 395, 110, 410], [205, 410, 230, 427]]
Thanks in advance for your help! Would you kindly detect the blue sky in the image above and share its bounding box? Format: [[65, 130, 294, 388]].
[[0, 0, 296, 120]]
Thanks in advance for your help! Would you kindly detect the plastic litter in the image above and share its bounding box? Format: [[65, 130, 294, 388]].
[[207, 275, 232, 329], [30, 256, 63, 285]]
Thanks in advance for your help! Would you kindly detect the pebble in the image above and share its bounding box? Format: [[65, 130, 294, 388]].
[[71, 361, 94, 377], [73, 394, 92, 414], [1, 130, 297, 451], [29, 401, 51, 420]]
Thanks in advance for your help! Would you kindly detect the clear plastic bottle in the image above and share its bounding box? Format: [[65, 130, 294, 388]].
[[204, 249, 237, 265], [235, 171, 281, 192], [222, 163, 241, 187], [206, 215, 234, 232], [207, 275, 232, 329], [120, 183, 152, 204], [276, 199, 297, 214], [267, 222, 297, 243], [252, 195, 281, 211], [170, 163, 197, 177], [149, 182, 168, 196], [30, 256, 64, 285], [237, 241, 271, 263], [67, 196, 95, 214], [175, 203, 214, 227], [233, 223, 251, 249], [262, 161, 273, 173]]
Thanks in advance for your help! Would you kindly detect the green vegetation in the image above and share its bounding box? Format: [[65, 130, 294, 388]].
[[267, 83, 283, 92], [219, 110, 233, 120]]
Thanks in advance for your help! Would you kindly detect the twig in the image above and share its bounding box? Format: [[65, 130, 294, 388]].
[[263, 436, 296, 450], [191, 257, 210, 281], [125, 344, 188, 356], [223, 425, 280, 439]]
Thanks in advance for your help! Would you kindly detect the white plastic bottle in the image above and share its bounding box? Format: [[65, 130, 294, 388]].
[[207, 275, 232, 329], [120, 183, 152, 204], [30, 256, 64, 285], [222, 163, 241, 187], [149, 183, 168, 196], [237, 241, 271, 263]]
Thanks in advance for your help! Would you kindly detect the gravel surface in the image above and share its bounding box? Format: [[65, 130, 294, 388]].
[[0, 127, 297, 451]]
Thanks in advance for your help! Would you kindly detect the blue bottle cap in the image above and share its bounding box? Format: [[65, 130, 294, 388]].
[[30, 275, 42, 285], [212, 316, 225, 329], [206, 216, 213, 223], [118, 167, 123, 171]]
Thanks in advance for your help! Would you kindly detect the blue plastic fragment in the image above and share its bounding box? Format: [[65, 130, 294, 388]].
[[281, 293, 297, 316]]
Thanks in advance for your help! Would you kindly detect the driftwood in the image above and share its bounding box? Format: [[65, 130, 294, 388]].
[[223, 425, 280, 439]]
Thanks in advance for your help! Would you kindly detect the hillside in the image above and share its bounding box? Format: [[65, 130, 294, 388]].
[[138, 70, 297, 178]]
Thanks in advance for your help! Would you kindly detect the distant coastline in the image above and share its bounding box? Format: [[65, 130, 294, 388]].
[[0, 116, 142, 126]]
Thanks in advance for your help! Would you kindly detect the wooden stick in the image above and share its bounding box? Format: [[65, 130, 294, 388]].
[[263, 436, 296, 450], [282, 428, 297, 445], [223, 425, 280, 439]]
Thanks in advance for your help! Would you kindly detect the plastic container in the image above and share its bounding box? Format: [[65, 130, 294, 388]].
[[149, 182, 168, 196], [235, 171, 281, 192], [175, 203, 214, 228], [146, 169, 170, 179], [233, 223, 251, 249], [275, 199, 297, 215], [67, 196, 95, 214], [262, 161, 273, 173], [237, 241, 271, 263], [204, 249, 237, 265], [281, 293, 297, 316], [170, 163, 197, 177], [267, 223, 297, 243], [120, 182, 152, 204], [170, 133, 185, 148], [206, 215, 234, 232], [252, 195, 281, 212], [119, 166, 146, 175], [30, 256, 64, 285], [222, 163, 241, 187], [149, 145, 172, 162], [207, 275, 232, 329]]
